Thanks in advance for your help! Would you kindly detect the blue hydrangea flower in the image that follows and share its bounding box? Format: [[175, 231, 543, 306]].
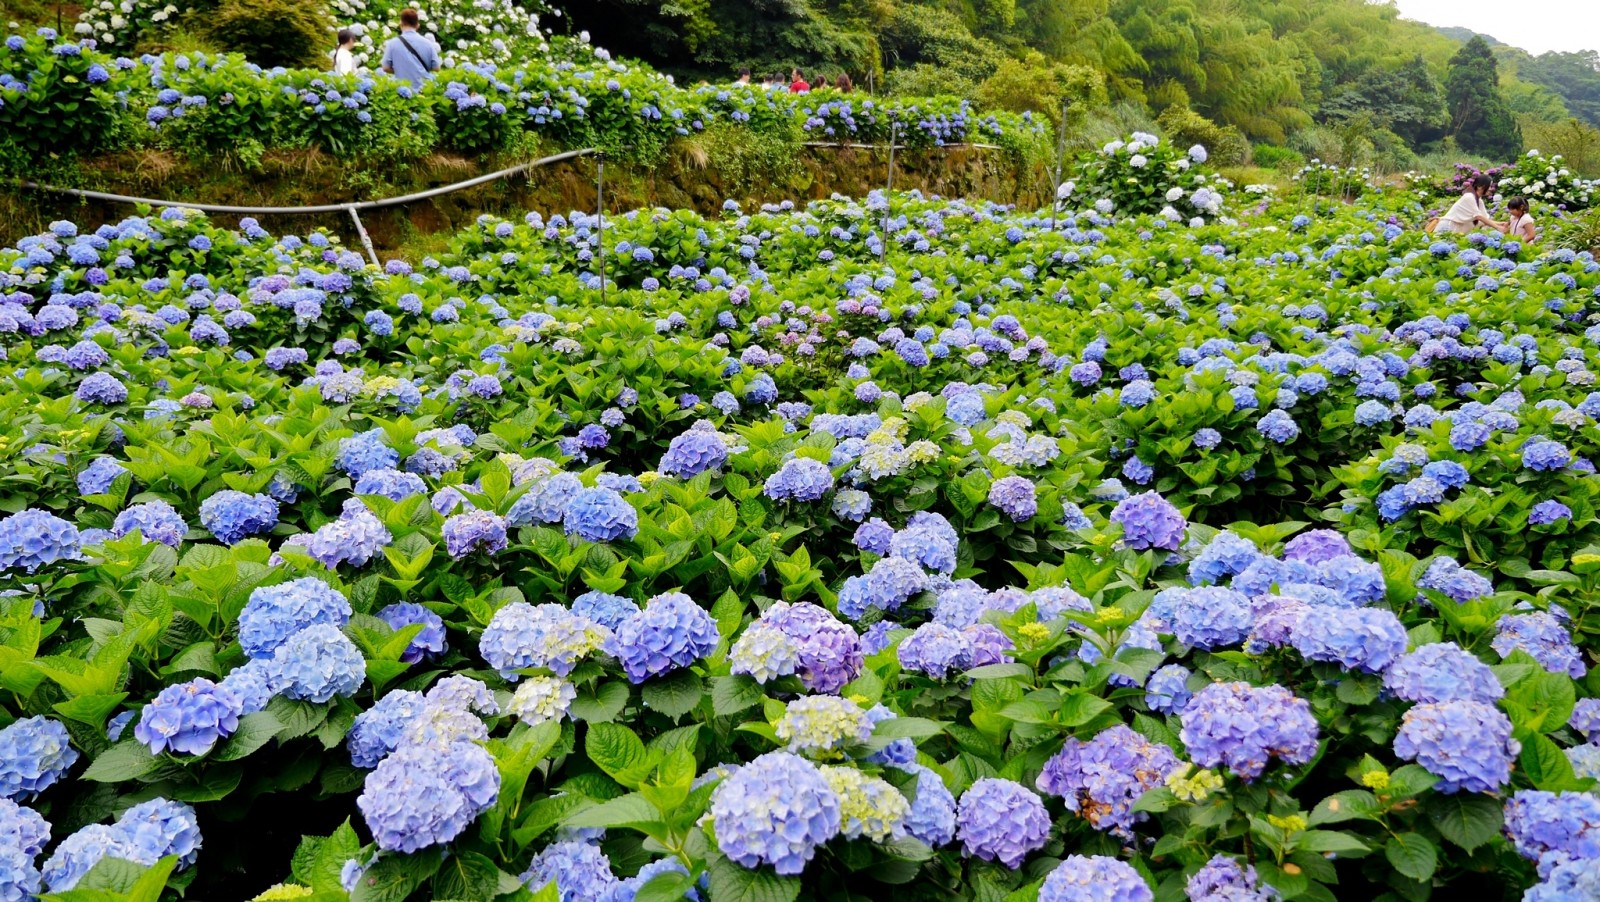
[[1145, 664, 1194, 715], [0, 509, 81, 573], [563, 487, 638, 542], [443, 509, 508, 559], [1571, 699, 1600, 742], [1188, 531, 1262, 585], [1185, 855, 1273, 902], [267, 623, 366, 703], [521, 839, 618, 901], [301, 498, 391, 569], [133, 677, 242, 756], [1257, 410, 1299, 443], [1383, 642, 1503, 705], [1393, 700, 1518, 793], [610, 592, 718, 683], [1291, 606, 1408, 673], [659, 428, 728, 478], [1282, 528, 1351, 565], [377, 602, 447, 663], [111, 500, 188, 547], [353, 468, 428, 501], [570, 591, 639, 632], [955, 778, 1050, 869], [357, 739, 500, 852], [1523, 440, 1572, 472], [337, 429, 399, 479], [1417, 556, 1493, 603], [1039, 855, 1152, 902], [1036, 724, 1180, 840], [1180, 682, 1318, 781], [0, 717, 79, 801], [1530, 500, 1574, 526], [1110, 492, 1186, 551], [509, 472, 583, 526], [709, 751, 840, 874], [198, 490, 278, 545], [76, 457, 126, 496], [598, 858, 696, 902], [764, 457, 835, 502], [988, 475, 1038, 521], [238, 578, 352, 660], [1504, 790, 1600, 877], [1526, 857, 1600, 902], [346, 688, 427, 768], [899, 762, 957, 847], [42, 798, 201, 892], [480, 602, 604, 679], [1165, 587, 1252, 650], [1493, 612, 1586, 678], [898, 622, 973, 679]]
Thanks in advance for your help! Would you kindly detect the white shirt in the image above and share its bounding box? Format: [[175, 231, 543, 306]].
[[334, 47, 356, 76], [1436, 191, 1487, 234]]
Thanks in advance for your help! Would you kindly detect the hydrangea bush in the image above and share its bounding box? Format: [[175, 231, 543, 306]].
[[0, 167, 1597, 902]]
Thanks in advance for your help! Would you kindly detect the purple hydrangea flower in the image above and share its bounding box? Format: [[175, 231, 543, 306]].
[[1039, 855, 1152, 902], [955, 778, 1049, 868], [1382, 642, 1503, 705], [1180, 682, 1318, 781], [1393, 700, 1518, 793], [563, 487, 638, 543], [1110, 492, 1186, 551], [443, 509, 508, 559], [1035, 725, 1180, 840], [133, 678, 241, 756], [988, 475, 1038, 521], [709, 751, 840, 874], [610, 592, 718, 683], [376, 602, 447, 663]]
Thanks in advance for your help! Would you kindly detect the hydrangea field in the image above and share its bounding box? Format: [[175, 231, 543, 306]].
[[2, 129, 1600, 902]]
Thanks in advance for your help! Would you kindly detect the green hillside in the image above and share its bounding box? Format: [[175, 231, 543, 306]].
[[564, 0, 1600, 172]]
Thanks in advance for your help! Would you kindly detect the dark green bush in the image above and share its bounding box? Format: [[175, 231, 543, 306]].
[[207, 0, 335, 70], [1251, 144, 1304, 171]]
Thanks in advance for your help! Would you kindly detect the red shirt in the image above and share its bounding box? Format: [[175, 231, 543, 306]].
[[789, 80, 810, 93]]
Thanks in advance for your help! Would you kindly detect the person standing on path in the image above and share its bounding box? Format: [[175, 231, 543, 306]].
[[333, 28, 357, 76], [381, 8, 440, 89]]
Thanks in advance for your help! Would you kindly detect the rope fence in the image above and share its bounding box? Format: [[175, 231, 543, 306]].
[[15, 139, 1034, 265]]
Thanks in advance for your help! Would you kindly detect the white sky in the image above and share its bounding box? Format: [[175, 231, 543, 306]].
[[1391, 0, 1599, 55]]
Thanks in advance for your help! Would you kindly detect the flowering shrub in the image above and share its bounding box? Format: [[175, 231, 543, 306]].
[[1497, 149, 1599, 211], [0, 179, 1598, 902], [1068, 132, 1228, 224], [0, 32, 1048, 171], [1292, 160, 1371, 198]]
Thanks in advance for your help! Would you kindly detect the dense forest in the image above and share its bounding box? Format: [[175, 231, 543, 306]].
[[559, 0, 1600, 171]]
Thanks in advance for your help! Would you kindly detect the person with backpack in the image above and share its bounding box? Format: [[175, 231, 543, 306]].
[[380, 8, 440, 88]]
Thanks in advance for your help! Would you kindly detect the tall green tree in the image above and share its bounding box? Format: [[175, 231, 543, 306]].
[[1446, 36, 1522, 159]]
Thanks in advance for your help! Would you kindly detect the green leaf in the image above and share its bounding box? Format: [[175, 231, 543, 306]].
[[707, 855, 801, 902], [634, 870, 698, 902], [572, 680, 630, 723], [82, 740, 160, 782], [432, 851, 502, 902], [564, 792, 662, 830], [350, 850, 442, 902], [267, 697, 331, 740], [711, 675, 765, 717], [641, 670, 705, 719], [1426, 793, 1504, 852], [214, 710, 282, 762], [873, 717, 946, 740], [308, 821, 363, 892], [1385, 832, 1438, 882], [587, 722, 651, 788], [1309, 790, 1379, 826], [1297, 830, 1369, 855], [52, 693, 128, 729], [1521, 733, 1585, 791]]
